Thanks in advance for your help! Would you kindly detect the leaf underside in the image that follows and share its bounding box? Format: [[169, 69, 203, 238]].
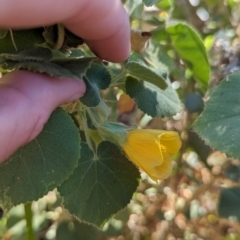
[[126, 76, 182, 117]]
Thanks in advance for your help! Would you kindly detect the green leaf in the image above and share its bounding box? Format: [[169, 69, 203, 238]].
[[80, 76, 100, 107], [56, 220, 102, 240], [0, 29, 8, 39], [43, 25, 84, 48], [98, 122, 136, 145], [152, 28, 170, 42], [0, 28, 45, 54], [126, 76, 181, 117], [67, 49, 86, 58], [0, 108, 80, 210], [42, 25, 57, 46], [146, 42, 175, 72], [0, 47, 52, 62], [156, 0, 172, 10], [193, 72, 240, 159], [87, 100, 110, 124], [218, 187, 240, 221], [80, 63, 111, 107], [51, 57, 95, 79], [125, 0, 142, 15], [58, 141, 140, 226], [125, 61, 168, 90], [1, 55, 94, 79], [143, 0, 162, 6], [2, 60, 77, 78], [130, 3, 144, 19], [63, 28, 84, 48], [166, 22, 210, 92], [85, 63, 111, 89]]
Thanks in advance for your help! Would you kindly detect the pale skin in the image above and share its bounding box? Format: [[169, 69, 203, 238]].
[[0, 0, 130, 163]]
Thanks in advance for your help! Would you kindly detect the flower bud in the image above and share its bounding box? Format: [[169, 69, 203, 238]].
[[121, 129, 182, 181]]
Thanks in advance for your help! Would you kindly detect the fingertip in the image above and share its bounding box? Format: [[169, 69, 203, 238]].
[[64, 0, 131, 62], [61, 79, 86, 103], [84, 17, 131, 62], [86, 37, 131, 63]]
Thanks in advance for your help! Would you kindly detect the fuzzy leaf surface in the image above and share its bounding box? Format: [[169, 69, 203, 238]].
[[126, 76, 181, 117], [193, 72, 240, 159], [125, 61, 167, 90], [52, 57, 95, 79], [0, 47, 52, 62], [2, 60, 76, 78], [0, 108, 80, 210], [1, 49, 94, 79], [80, 63, 111, 107], [58, 141, 140, 226]]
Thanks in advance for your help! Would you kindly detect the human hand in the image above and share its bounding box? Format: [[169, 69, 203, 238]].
[[0, 0, 130, 163]]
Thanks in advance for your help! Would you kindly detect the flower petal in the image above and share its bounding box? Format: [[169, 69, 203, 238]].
[[124, 130, 163, 164], [152, 146, 172, 180], [123, 143, 163, 180], [159, 131, 182, 155], [122, 129, 181, 181]]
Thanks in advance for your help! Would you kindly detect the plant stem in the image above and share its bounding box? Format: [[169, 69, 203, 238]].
[[9, 29, 18, 51], [86, 108, 100, 127], [24, 203, 36, 240], [110, 69, 126, 85], [54, 23, 65, 49], [82, 108, 97, 157]]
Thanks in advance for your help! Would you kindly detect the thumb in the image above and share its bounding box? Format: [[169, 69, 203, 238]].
[[0, 71, 86, 163], [2, 71, 86, 111]]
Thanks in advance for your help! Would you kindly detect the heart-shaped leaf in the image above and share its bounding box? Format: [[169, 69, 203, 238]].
[[0, 108, 80, 210], [58, 141, 140, 226]]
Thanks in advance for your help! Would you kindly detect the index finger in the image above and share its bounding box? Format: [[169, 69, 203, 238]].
[[0, 0, 130, 62]]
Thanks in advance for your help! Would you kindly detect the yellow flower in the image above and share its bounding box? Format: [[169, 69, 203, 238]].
[[122, 129, 181, 181]]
